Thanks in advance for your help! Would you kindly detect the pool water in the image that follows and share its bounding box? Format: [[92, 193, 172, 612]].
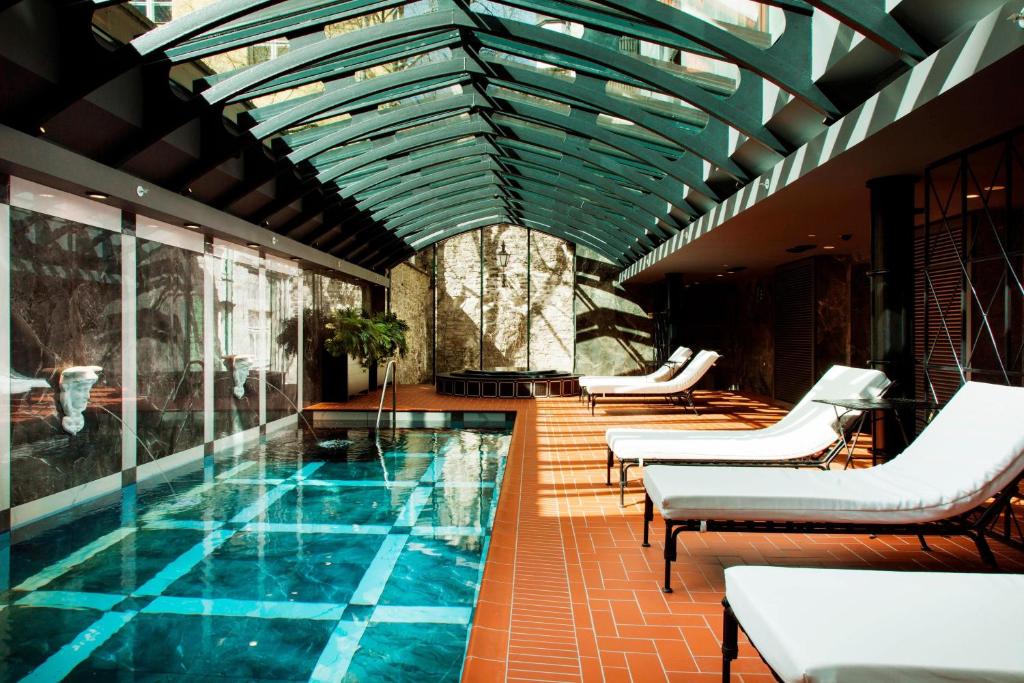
[[0, 426, 513, 682]]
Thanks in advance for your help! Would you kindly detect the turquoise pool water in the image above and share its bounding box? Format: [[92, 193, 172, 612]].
[[0, 424, 513, 682]]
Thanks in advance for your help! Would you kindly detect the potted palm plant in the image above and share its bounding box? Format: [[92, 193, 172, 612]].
[[324, 308, 408, 399]]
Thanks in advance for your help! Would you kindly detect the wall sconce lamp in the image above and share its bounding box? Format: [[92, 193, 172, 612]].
[[496, 243, 510, 286]]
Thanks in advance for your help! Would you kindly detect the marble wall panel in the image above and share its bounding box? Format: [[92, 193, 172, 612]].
[[528, 232, 574, 371], [482, 225, 528, 370], [266, 269, 299, 421], [436, 231, 482, 373], [135, 238, 204, 462], [212, 250, 261, 438], [574, 247, 655, 376], [8, 208, 123, 506]]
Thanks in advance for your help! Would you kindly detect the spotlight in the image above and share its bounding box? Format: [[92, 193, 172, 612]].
[[184, 223, 201, 230], [823, 245, 836, 250], [85, 191, 108, 200]]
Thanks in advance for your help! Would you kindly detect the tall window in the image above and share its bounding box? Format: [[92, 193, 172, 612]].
[[129, 0, 173, 24]]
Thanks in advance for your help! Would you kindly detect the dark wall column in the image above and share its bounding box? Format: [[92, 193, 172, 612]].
[[867, 175, 917, 451], [664, 273, 685, 360]]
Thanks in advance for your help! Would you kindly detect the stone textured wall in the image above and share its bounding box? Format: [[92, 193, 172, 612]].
[[574, 247, 655, 376], [529, 232, 574, 371], [436, 230, 482, 373], [391, 251, 433, 384], [482, 225, 528, 369]]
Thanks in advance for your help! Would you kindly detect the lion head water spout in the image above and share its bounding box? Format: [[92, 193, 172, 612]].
[[59, 365, 102, 435], [222, 354, 256, 399]]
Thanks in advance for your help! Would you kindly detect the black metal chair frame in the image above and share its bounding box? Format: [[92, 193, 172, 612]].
[[589, 387, 699, 416], [606, 443, 842, 508], [642, 469, 1024, 593], [721, 598, 784, 683]]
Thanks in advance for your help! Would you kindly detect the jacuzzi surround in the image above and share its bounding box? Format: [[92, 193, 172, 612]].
[[58, 365, 103, 435], [222, 354, 256, 398]]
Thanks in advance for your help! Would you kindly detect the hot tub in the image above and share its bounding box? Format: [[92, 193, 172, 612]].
[[436, 369, 580, 398]]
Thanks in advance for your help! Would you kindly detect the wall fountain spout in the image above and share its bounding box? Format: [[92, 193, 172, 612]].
[[222, 354, 257, 398], [59, 365, 103, 435]]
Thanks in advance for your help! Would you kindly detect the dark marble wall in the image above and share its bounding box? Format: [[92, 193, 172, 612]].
[[670, 255, 865, 399], [8, 208, 123, 506], [136, 238, 204, 462]]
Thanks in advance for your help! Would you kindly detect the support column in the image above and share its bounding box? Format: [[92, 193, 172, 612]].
[[867, 175, 917, 454], [664, 273, 686, 361]]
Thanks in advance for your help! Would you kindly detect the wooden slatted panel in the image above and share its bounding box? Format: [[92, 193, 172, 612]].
[[773, 259, 815, 403], [915, 218, 964, 411]]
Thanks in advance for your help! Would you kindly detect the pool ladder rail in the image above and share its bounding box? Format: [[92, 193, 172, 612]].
[[376, 358, 397, 429]]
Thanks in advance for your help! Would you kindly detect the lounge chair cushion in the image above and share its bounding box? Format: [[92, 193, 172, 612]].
[[607, 365, 888, 461], [587, 349, 720, 396], [644, 381, 1024, 523], [726, 566, 1024, 683], [579, 347, 691, 388]]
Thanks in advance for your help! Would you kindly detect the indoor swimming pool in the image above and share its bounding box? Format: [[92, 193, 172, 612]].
[[0, 423, 513, 682]]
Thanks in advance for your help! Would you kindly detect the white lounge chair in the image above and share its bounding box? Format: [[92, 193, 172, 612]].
[[579, 346, 692, 403], [587, 349, 721, 415], [722, 566, 1024, 683], [604, 365, 891, 505], [641, 381, 1024, 591]]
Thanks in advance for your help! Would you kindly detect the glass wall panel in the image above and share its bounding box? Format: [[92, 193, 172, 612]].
[[529, 231, 574, 371], [267, 268, 299, 421], [136, 237, 204, 461], [212, 247, 261, 438], [482, 225, 527, 369], [436, 230, 482, 373]]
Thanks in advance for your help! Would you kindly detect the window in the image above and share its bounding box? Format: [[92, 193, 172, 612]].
[[129, 0, 173, 24]]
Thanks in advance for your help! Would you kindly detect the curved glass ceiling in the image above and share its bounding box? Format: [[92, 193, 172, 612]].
[[89, 0, 930, 268]]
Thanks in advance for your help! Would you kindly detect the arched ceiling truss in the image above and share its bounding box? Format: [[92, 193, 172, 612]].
[[13, 0, 936, 270]]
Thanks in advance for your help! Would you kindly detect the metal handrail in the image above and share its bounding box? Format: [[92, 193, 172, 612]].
[[376, 358, 397, 429]]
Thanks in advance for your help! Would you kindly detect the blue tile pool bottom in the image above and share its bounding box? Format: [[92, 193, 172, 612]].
[[0, 426, 513, 682]]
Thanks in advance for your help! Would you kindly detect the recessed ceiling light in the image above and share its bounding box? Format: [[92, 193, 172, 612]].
[[85, 191, 108, 200], [984, 185, 1006, 191], [786, 244, 816, 254], [823, 245, 836, 250], [716, 273, 724, 277], [184, 223, 201, 230], [290, 256, 301, 262], [808, 233, 816, 238], [38, 126, 46, 135], [39, 193, 54, 198], [966, 193, 981, 199], [246, 243, 260, 249]]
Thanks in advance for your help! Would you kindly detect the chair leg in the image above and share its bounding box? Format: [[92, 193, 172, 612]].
[[606, 448, 613, 486], [721, 599, 738, 683], [663, 522, 676, 593], [683, 390, 699, 416], [972, 531, 998, 568], [642, 492, 653, 547], [590, 394, 596, 416], [917, 534, 931, 551]]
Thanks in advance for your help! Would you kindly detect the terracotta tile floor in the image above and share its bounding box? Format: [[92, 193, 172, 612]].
[[314, 385, 1024, 683]]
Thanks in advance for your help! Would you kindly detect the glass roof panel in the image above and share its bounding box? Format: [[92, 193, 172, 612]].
[[487, 84, 571, 116], [618, 37, 740, 97], [605, 80, 708, 128], [657, 0, 785, 48]]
